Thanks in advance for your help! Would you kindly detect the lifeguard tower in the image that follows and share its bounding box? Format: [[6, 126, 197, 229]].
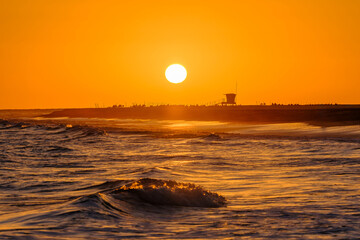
[[222, 93, 236, 105]]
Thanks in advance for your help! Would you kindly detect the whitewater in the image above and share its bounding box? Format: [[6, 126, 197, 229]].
[[0, 116, 359, 239]]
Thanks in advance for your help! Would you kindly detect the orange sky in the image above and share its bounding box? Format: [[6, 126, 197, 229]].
[[1, 0, 359, 109]]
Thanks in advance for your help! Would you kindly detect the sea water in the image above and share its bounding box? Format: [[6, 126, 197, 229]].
[[0, 117, 359, 239]]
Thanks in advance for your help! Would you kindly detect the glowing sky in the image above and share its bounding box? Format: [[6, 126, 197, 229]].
[[1, 0, 359, 108]]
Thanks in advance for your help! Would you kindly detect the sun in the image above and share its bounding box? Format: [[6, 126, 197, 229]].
[[165, 64, 187, 84]]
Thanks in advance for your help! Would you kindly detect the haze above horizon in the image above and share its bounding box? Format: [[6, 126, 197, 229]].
[[1, 0, 359, 109]]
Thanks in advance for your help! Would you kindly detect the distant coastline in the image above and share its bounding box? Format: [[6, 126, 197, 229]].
[[38, 105, 360, 127]]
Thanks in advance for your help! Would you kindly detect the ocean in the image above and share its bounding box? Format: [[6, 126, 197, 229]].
[[0, 115, 359, 239]]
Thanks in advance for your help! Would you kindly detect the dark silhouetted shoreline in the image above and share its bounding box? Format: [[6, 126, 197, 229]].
[[42, 105, 360, 126]]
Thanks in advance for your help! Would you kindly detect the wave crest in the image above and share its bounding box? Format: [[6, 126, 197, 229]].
[[112, 178, 226, 208]]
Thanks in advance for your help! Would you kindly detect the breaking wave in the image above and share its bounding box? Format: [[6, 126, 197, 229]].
[[0, 119, 107, 138], [0, 178, 226, 233], [109, 178, 226, 208], [74, 178, 226, 210]]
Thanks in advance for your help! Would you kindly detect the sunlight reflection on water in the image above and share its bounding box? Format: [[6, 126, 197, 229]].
[[0, 117, 359, 239]]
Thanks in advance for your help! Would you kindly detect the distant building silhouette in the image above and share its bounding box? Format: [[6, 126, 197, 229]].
[[222, 93, 236, 105]]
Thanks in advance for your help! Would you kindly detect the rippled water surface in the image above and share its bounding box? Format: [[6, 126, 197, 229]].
[[0, 116, 359, 239]]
